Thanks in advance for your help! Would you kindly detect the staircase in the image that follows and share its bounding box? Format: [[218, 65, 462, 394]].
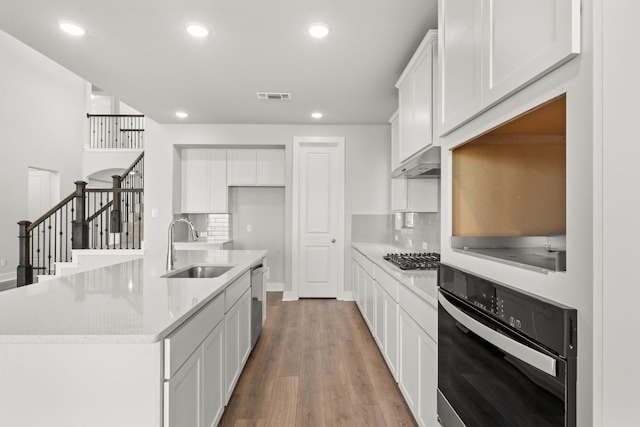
[[17, 117, 145, 286]]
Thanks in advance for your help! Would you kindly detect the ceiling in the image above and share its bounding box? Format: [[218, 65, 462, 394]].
[[0, 0, 437, 125]]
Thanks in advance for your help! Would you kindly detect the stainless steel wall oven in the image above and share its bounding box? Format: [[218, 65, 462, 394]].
[[437, 264, 577, 427]]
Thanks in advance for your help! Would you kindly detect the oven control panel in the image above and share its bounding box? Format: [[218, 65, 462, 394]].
[[439, 263, 577, 356]]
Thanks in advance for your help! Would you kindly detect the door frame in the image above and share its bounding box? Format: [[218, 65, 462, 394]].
[[289, 136, 345, 301]]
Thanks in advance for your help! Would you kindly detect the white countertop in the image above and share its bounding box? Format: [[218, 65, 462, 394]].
[[352, 242, 438, 307], [0, 250, 266, 344]]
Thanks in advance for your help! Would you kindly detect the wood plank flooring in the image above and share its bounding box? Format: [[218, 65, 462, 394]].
[[219, 293, 417, 427]]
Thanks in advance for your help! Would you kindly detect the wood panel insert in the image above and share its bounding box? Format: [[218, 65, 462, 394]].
[[452, 95, 566, 237]]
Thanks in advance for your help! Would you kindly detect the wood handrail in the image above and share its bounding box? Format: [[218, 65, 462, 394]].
[[85, 188, 144, 193], [86, 113, 145, 118], [26, 192, 75, 232], [121, 152, 144, 179], [86, 200, 113, 223]]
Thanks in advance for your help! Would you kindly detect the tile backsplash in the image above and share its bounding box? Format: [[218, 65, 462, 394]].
[[173, 213, 232, 242], [352, 212, 441, 253]]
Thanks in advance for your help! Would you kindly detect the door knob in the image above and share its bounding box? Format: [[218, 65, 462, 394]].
[[332, 239, 336, 243]]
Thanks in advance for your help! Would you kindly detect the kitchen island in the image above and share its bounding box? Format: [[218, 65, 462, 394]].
[[0, 249, 266, 427]]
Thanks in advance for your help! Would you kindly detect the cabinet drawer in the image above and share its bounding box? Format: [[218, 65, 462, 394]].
[[352, 249, 366, 267], [165, 293, 224, 379], [398, 284, 437, 342], [225, 271, 251, 312], [374, 267, 399, 302]]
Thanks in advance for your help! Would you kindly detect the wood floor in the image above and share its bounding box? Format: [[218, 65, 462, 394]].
[[219, 292, 417, 427]]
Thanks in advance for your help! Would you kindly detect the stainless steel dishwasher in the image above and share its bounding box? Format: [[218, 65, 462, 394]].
[[250, 264, 264, 348]]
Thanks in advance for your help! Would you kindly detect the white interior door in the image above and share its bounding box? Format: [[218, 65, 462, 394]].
[[293, 137, 345, 299]]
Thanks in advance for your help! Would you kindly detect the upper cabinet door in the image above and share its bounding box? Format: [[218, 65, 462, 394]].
[[412, 43, 435, 155], [439, 0, 580, 135], [182, 149, 212, 213], [482, 0, 581, 107], [227, 150, 257, 186], [396, 30, 438, 163], [256, 149, 285, 186], [208, 150, 228, 213], [439, 0, 483, 135]]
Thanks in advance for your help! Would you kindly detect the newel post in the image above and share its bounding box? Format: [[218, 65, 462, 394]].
[[111, 175, 122, 233], [72, 181, 89, 249], [17, 220, 33, 286]]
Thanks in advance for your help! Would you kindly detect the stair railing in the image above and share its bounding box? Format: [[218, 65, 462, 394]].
[[87, 114, 145, 149], [17, 153, 144, 286]]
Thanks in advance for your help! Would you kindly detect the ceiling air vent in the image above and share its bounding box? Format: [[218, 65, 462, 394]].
[[257, 92, 292, 100]]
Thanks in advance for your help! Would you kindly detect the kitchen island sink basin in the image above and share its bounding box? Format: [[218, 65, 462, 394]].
[[163, 265, 233, 279]]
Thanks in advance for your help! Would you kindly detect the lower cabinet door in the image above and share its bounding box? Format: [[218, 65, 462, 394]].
[[374, 283, 385, 349], [417, 327, 438, 427], [383, 290, 399, 380], [202, 321, 225, 427], [239, 288, 252, 366], [399, 308, 419, 412], [399, 307, 438, 427], [164, 347, 203, 427], [225, 301, 241, 403]]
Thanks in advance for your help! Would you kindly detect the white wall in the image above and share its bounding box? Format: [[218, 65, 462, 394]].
[[143, 124, 391, 295], [229, 187, 285, 287], [599, 1, 640, 425], [0, 30, 88, 283]]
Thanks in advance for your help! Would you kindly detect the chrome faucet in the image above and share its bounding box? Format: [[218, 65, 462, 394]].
[[166, 217, 199, 270]]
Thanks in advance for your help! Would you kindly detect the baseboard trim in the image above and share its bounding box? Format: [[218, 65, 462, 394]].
[[266, 282, 285, 292], [282, 290, 298, 301], [0, 271, 16, 283], [341, 291, 354, 301]]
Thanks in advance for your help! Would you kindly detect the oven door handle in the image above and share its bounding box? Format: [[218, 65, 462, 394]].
[[439, 292, 557, 377]]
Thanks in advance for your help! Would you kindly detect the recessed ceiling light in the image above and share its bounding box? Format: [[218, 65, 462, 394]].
[[185, 22, 209, 38], [311, 112, 323, 119], [58, 20, 86, 36], [176, 111, 189, 119], [307, 23, 330, 38]]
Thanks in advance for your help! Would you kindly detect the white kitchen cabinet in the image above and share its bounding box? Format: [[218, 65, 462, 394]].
[[439, 0, 482, 135], [439, 0, 580, 134], [392, 178, 439, 213], [239, 286, 252, 366], [482, 0, 580, 107], [352, 259, 361, 309], [164, 346, 202, 427], [396, 31, 438, 163], [389, 110, 401, 172], [227, 149, 285, 186], [181, 149, 228, 213], [364, 271, 375, 332], [257, 149, 286, 185], [163, 292, 226, 427], [376, 282, 399, 380], [398, 307, 438, 427], [202, 321, 225, 427], [224, 273, 251, 403], [224, 295, 241, 403]]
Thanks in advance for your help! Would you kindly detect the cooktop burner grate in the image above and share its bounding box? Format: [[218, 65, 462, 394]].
[[383, 252, 441, 270]]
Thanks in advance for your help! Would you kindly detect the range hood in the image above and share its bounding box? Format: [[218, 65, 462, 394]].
[[392, 146, 441, 178]]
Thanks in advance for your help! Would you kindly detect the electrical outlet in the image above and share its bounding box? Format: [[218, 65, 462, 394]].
[[151, 208, 158, 218], [264, 267, 270, 280], [0, 259, 6, 267], [247, 224, 252, 232], [408, 239, 413, 247], [394, 235, 398, 241], [422, 242, 429, 250]]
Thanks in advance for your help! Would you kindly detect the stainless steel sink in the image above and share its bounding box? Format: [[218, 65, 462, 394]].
[[163, 265, 233, 279]]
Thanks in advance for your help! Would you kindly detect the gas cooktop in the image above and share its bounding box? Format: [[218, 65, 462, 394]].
[[383, 252, 441, 270]]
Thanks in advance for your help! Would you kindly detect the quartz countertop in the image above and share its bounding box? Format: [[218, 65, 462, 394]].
[[352, 242, 438, 307], [172, 240, 232, 250], [0, 250, 266, 344]]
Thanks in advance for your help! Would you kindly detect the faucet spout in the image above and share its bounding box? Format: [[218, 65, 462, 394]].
[[166, 217, 199, 271]]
